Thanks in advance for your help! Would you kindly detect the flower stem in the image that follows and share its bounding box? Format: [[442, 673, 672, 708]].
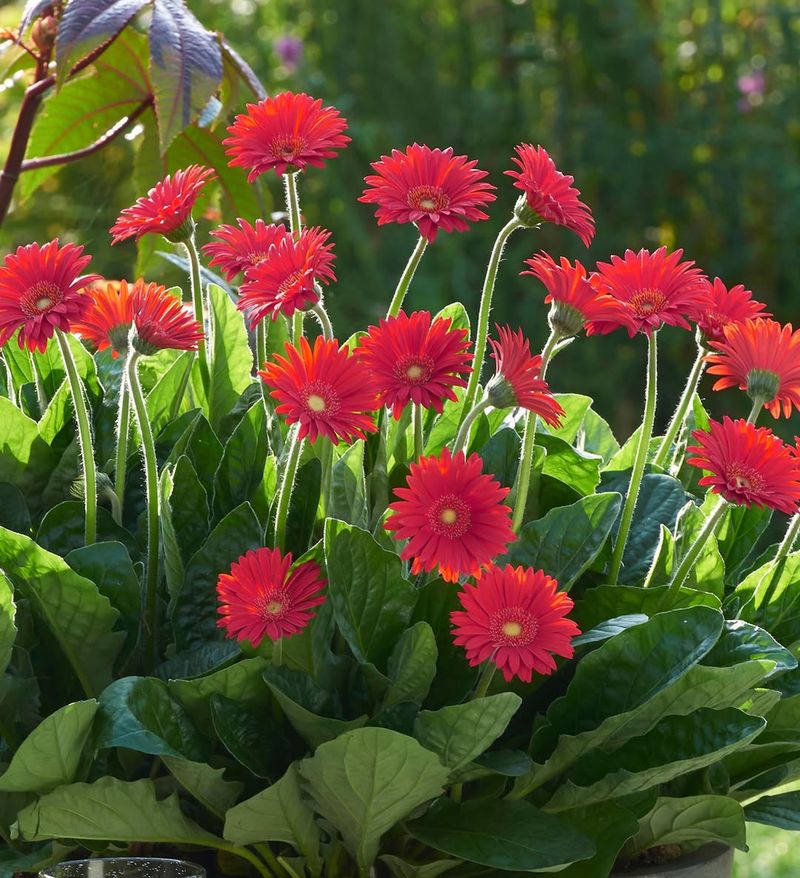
[[183, 236, 210, 392], [774, 514, 800, 567], [311, 299, 334, 340], [473, 660, 497, 700], [665, 495, 729, 602], [320, 437, 334, 513], [461, 217, 522, 419], [608, 329, 659, 584], [386, 234, 428, 318], [413, 403, 424, 459], [2, 354, 17, 407], [272, 636, 283, 668], [747, 396, 766, 424], [256, 318, 268, 368], [28, 349, 47, 414], [652, 342, 706, 470], [274, 425, 304, 551], [55, 329, 97, 545], [284, 171, 302, 235], [113, 373, 130, 525], [453, 395, 492, 453], [512, 328, 560, 532], [127, 351, 160, 672]]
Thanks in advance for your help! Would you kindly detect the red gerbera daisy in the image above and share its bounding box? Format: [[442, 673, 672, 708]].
[[706, 319, 800, 418], [202, 219, 289, 281], [587, 247, 709, 337], [451, 564, 580, 682], [129, 282, 204, 355], [224, 91, 350, 180], [690, 277, 771, 344], [485, 325, 564, 426], [238, 227, 336, 325], [384, 447, 515, 583], [505, 144, 594, 246], [686, 417, 800, 514], [110, 165, 215, 245], [359, 144, 496, 243], [72, 279, 136, 357], [217, 547, 326, 645], [260, 336, 380, 444], [354, 310, 472, 419], [521, 251, 628, 338], [0, 240, 99, 353]]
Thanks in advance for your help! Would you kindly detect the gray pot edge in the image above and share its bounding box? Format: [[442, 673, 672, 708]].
[[610, 844, 733, 878]]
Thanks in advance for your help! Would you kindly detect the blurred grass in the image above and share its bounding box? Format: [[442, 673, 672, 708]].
[[735, 824, 800, 877]]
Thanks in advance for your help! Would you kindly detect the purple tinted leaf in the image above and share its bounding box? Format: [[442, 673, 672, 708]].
[[220, 37, 266, 100], [55, 0, 148, 78], [19, 0, 53, 34], [149, 0, 223, 151]]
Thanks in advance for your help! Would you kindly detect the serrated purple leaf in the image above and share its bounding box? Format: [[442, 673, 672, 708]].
[[55, 0, 148, 76], [150, 0, 223, 151], [19, 0, 53, 34], [220, 37, 266, 100]]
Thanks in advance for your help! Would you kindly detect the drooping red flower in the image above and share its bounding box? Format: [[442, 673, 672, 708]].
[[238, 227, 336, 325], [521, 251, 628, 338], [587, 247, 709, 337], [0, 240, 99, 353], [260, 336, 380, 444], [354, 310, 472, 419], [72, 279, 135, 357], [485, 325, 564, 426], [129, 282, 204, 355], [224, 92, 350, 180], [505, 144, 594, 246], [217, 547, 326, 645], [451, 564, 580, 682], [202, 219, 289, 281], [385, 447, 515, 583], [110, 165, 214, 245], [359, 144, 496, 243], [706, 319, 800, 418], [686, 417, 800, 514], [689, 277, 771, 344]]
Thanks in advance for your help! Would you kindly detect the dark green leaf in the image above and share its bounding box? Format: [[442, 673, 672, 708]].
[[330, 441, 368, 528], [384, 622, 437, 709], [703, 620, 796, 675], [745, 791, 800, 830], [0, 574, 15, 677], [162, 756, 243, 818], [0, 398, 56, 515], [285, 457, 321, 557], [210, 693, 291, 779], [628, 795, 746, 854], [545, 802, 638, 878], [536, 434, 601, 496], [213, 403, 269, 522], [36, 501, 140, 560], [479, 428, 520, 490], [0, 483, 31, 535]]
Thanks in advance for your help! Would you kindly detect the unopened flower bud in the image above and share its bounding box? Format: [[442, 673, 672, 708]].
[[512, 194, 542, 229], [547, 301, 583, 340]]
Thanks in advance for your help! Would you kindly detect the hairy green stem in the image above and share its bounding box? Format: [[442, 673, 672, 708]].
[[386, 233, 428, 318], [2, 354, 16, 407], [284, 170, 302, 234], [747, 395, 766, 424], [55, 329, 97, 545], [320, 438, 334, 514], [28, 349, 47, 414], [413, 403, 424, 459], [274, 425, 304, 550], [665, 496, 729, 602], [653, 343, 706, 470], [311, 299, 334, 340], [113, 373, 130, 525], [183, 236, 210, 393], [608, 330, 659, 584], [774, 514, 800, 567], [453, 395, 491, 453]]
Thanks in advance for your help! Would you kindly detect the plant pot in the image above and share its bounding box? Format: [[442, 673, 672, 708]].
[[611, 844, 733, 878]]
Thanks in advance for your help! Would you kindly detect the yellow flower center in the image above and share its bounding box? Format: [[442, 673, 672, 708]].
[[307, 394, 326, 412], [406, 364, 424, 380], [440, 507, 458, 525], [502, 621, 523, 638], [264, 600, 284, 616]]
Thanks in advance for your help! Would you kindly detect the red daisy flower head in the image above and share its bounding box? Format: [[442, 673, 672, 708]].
[[686, 417, 800, 514], [505, 144, 594, 246], [259, 336, 380, 444], [485, 325, 564, 425], [521, 250, 628, 338], [0, 239, 99, 353], [72, 279, 136, 358], [129, 281, 204, 355], [384, 447, 515, 583], [224, 91, 350, 180], [354, 310, 472, 419], [238, 227, 336, 326], [217, 547, 326, 645], [706, 319, 800, 418], [358, 144, 496, 243], [587, 247, 709, 337], [690, 277, 771, 345], [451, 564, 580, 682], [110, 165, 215, 245], [201, 219, 289, 281]]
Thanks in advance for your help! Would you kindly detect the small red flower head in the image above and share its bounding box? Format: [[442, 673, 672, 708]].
[[359, 144, 496, 243], [706, 319, 800, 419], [224, 91, 350, 180], [202, 219, 289, 281], [238, 227, 336, 326], [521, 251, 628, 338], [587, 247, 709, 337], [129, 282, 204, 355], [690, 277, 771, 345], [385, 447, 515, 583], [217, 547, 327, 645], [485, 325, 564, 426], [686, 417, 800, 514], [72, 279, 136, 357], [451, 564, 580, 682], [0, 240, 99, 353], [505, 144, 594, 246], [260, 336, 380, 444], [110, 165, 215, 245], [354, 310, 472, 419]]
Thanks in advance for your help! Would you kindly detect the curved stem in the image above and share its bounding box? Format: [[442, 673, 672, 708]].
[[453, 395, 492, 453], [608, 330, 659, 584], [653, 343, 706, 470], [311, 299, 334, 340], [55, 329, 97, 545], [183, 236, 210, 392], [774, 514, 800, 567], [113, 373, 130, 525], [413, 403, 424, 459], [274, 425, 304, 550], [461, 217, 522, 419], [665, 496, 729, 601], [386, 234, 428, 318], [747, 396, 766, 425], [127, 351, 160, 672]]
